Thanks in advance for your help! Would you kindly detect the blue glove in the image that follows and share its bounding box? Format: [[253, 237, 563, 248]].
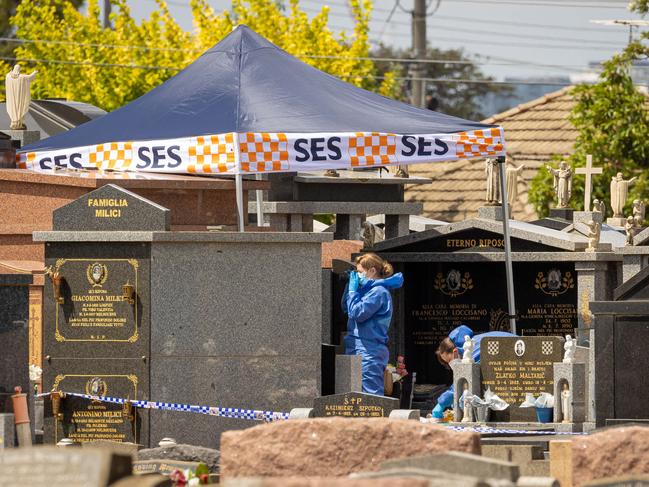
[[348, 271, 360, 293], [432, 403, 445, 419]]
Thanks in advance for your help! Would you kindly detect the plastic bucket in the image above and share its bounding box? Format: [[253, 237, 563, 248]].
[[535, 407, 553, 423], [474, 404, 490, 422]]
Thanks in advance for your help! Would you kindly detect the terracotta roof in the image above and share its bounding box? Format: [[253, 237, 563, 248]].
[[406, 86, 578, 222]]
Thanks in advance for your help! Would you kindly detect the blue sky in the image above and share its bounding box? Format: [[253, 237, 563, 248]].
[[126, 0, 646, 81]]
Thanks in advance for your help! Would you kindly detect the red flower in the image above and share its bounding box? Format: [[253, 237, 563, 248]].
[[169, 469, 187, 486]]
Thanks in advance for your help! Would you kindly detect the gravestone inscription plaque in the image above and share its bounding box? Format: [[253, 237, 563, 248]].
[[404, 261, 577, 385], [312, 392, 398, 418], [480, 336, 563, 422]]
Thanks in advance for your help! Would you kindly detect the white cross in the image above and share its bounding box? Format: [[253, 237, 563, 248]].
[[575, 154, 603, 211]]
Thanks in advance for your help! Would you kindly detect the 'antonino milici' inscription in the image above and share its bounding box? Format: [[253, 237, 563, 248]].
[[88, 197, 128, 218]]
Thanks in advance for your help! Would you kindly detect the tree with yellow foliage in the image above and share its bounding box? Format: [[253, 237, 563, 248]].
[[3, 0, 395, 111]]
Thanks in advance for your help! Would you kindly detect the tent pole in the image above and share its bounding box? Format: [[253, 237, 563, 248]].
[[255, 174, 264, 227], [233, 132, 245, 232], [235, 174, 245, 232], [497, 155, 517, 335]]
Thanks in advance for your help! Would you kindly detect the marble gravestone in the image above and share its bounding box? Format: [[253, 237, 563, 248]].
[[480, 336, 563, 422], [41, 184, 164, 445], [313, 392, 399, 418]]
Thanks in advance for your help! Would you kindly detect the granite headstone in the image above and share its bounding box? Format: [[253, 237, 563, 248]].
[[0, 273, 30, 414], [42, 185, 168, 445], [312, 392, 399, 418], [52, 184, 170, 232], [480, 336, 563, 422], [0, 446, 132, 486]]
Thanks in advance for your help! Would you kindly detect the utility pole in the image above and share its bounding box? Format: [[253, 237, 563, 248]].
[[411, 0, 427, 109], [103, 0, 112, 29], [396, 0, 426, 179]]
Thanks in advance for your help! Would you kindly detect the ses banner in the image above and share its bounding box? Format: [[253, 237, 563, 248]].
[[17, 128, 505, 175]]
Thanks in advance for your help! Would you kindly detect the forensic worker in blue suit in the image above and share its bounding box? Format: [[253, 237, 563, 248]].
[[342, 253, 404, 396], [432, 324, 516, 419]]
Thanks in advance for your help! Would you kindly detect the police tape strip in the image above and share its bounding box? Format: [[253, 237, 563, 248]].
[[439, 424, 586, 435], [38, 391, 289, 422]]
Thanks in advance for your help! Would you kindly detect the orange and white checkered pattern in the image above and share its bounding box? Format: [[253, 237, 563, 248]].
[[238, 132, 289, 173], [16, 152, 35, 169], [188, 133, 236, 174], [89, 142, 133, 170], [454, 128, 504, 158], [348, 132, 397, 167]]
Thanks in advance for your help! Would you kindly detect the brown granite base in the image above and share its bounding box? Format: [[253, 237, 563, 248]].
[[0, 168, 267, 261]]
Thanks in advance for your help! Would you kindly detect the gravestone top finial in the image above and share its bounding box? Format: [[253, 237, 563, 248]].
[[610, 173, 637, 218], [5, 64, 38, 130], [547, 161, 573, 209], [563, 335, 576, 364], [462, 335, 475, 364], [575, 155, 603, 211]]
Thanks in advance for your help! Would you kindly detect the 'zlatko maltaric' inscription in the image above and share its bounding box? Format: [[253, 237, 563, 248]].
[[88, 197, 128, 218]]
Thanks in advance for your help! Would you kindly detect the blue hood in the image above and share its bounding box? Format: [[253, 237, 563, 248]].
[[366, 272, 404, 291], [449, 324, 474, 353]]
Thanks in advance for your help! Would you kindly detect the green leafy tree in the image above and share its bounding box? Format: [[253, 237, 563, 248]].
[[528, 1, 649, 219], [4, 0, 396, 110], [372, 44, 511, 120]]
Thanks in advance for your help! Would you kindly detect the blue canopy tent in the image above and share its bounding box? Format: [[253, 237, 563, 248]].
[[17, 25, 515, 331]]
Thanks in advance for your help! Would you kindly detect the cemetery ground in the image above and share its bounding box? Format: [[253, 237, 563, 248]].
[[1, 184, 649, 487], [2, 26, 649, 485]]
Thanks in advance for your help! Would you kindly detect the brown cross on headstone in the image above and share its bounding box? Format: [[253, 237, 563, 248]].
[[575, 154, 603, 211]]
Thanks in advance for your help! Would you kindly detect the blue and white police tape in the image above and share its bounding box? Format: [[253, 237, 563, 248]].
[[441, 424, 586, 435], [39, 391, 289, 422]]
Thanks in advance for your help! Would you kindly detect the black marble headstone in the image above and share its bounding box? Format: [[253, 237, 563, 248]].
[[480, 336, 563, 422], [312, 392, 399, 418], [0, 274, 30, 413], [43, 243, 151, 445], [42, 185, 164, 446], [52, 184, 170, 231], [403, 261, 577, 385]]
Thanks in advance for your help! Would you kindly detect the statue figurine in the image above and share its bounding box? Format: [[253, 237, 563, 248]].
[[625, 216, 637, 246], [563, 335, 576, 364], [586, 220, 601, 252], [633, 199, 645, 227], [610, 173, 637, 218], [461, 383, 474, 423], [5, 64, 37, 130], [462, 335, 475, 364], [561, 382, 571, 423], [485, 158, 500, 204], [505, 162, 525, 208], [592, 199, 605, 216], [546, 161, 573, 208]]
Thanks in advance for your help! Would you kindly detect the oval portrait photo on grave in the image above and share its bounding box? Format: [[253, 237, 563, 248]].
[[514, 339, 526, 357]]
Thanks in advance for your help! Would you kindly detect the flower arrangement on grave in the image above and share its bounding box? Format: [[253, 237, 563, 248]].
[[386, 356, 409, 383], [169, 463, 210, 486]]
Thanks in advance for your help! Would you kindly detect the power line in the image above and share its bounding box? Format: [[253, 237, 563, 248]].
[[339, 74, 574, 85], [2, 36, 605, 70], [0, 54, 585, 86], [428, 0, 630, 7], [0, 55, 178, 71]]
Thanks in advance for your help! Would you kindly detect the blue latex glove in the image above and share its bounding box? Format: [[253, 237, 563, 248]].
[[432, 403, 445, 419], [348, 271, 360, 293]]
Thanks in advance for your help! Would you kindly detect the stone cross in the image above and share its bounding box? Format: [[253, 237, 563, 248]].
[[575, 155, 603, 211]]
